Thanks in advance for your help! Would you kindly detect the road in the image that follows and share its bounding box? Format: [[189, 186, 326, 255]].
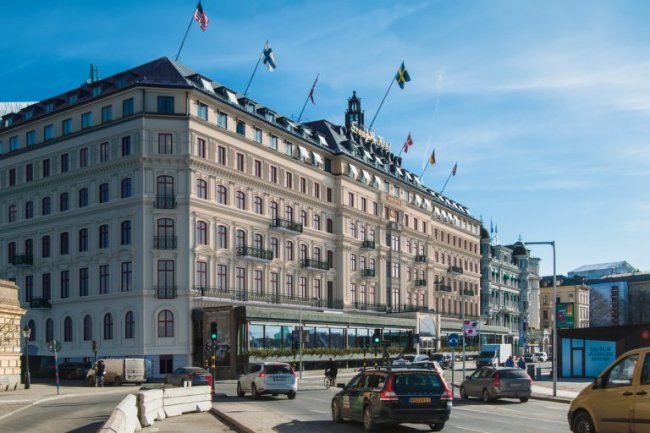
[[216, 375, 572, 433], [0, 391, 132, 433]]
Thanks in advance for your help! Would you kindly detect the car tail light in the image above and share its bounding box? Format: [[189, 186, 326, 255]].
[[206, 374, 213, 389], [258, 369, 265, 379], [290, 366, 298, 377], [492, 372, 501, 388], [379, 375, 398, 401], [440, 379, 453, 401], [527, 374, 533, 385]]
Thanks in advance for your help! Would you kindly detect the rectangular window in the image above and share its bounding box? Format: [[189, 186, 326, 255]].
[[217, 264, 228, 290], [42, 273, 51, 300], [60, 232, 69, 255], [254, 160, 262, 178], [270, 166, 278, 183], [79, 267, 89, 296], [9, 136, 19, 151], [42, 159, 51, 178], [61, 153, 69, 173], [300, 177, 306, 193], [44, 124, 53, 141], [285, 141, 293, 156], [217, 111, 227, 128], [62, 118, 72, 135], [100, 142, 109, 162], [45, 102, 54, 113], [157, 96, 174, 113], [254, 127, 263, 143], [121, 261, 132, 292], [217, 145, 226, 165], [99, 264, 109, 294], [361, 197, 367, 213], [271, 272, 279, 295], [270, 135, 278, 150], [286, 172, 293, 189], [254, 270, 263, 295], [327, 187, 332, 202], [78, 228, 88, 252], [159, 355, 173, 375], [314, 183, 320, 199], [60, 270, 70, 299], [24, 110, 33, 120], [348, 192, 354, 207], [80, 148, 88, 168], [81, 112, 92, 129], [196, 261, 208, 289], [236, 153, 245, 171], [158, 133, 173, 154], [101, 105, 112, 123], [197, 102, 208, 120], [26, 130, 36, 146], [197, 138, 206, 158], [26, 164, 33, 182], [236, 120, 246, 136], [121, 136, 131, 156], [122, 97, 134, 116]]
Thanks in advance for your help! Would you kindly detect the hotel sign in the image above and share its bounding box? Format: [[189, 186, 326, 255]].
[[386, 195, 402, 206], [350, 122, 391, 151]]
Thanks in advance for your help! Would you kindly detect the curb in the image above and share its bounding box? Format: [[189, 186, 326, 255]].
[[210, 406, 256, 433]]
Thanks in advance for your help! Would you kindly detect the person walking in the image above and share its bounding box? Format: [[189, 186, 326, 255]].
[[517, 356, 526, 370], [505, 356, 515, 368], [96, 360, 106, 387]]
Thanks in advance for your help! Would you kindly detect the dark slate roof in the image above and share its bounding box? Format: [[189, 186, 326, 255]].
[[509, 241, 528, 256]]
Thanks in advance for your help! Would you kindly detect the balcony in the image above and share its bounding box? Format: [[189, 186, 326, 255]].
[[155, 195, 177, 209], [154, 236, 177, 249], [237, 246, 273, 261], [10, 254, 33, 266], [351, 302, 386, 312], [436, 284, 452, 292], [270, 218, 303, 233], [462, 289, 475, 297], [361, 269, 376, 278], [414, 255, 427, 263], [301, 259, 330, 271], [389, 304, 429, 313], [155, 286, 177, 299], [29, 297, 51, 309], [193, 287, 324, 307], [448, 265, 464, 274], [361, 240, 375, 249], [414, 279, 427, 287]]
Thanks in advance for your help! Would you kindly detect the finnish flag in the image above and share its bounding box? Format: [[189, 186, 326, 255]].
[[262, 43, 276, 72]]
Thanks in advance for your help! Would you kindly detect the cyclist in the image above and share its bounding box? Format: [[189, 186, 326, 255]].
[[324, 357, 338, 386]]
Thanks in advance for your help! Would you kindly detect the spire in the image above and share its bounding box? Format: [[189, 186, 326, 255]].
[[345, 91, 364, 130]]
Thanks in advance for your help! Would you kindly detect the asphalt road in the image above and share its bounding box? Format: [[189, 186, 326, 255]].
[[0, 391, 131, 433], [217, 377, 572, 433]]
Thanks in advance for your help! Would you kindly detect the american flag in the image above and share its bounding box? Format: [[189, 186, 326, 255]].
[[463, 320, 478, 337], [193, 1, 209, 31]]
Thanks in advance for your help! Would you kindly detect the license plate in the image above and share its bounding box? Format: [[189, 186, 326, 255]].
[[510, 383, 521, 388], [409, 397, 431, 403], [273, 376, 285, 381]]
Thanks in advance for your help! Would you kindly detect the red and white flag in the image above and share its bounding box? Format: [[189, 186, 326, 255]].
[[402, 132, 413, 153], [463, 320, 478, 337], [193, 1, 209, 31]]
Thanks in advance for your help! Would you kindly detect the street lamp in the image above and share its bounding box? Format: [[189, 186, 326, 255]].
[[298, 297, 318, 380], [522, 240, 556, 397], [22, 325, 31, 389]]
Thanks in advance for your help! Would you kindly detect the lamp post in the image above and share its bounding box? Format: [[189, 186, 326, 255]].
[[522, 240, 556, 397], [298, 297, 318, 380], [22, 325, 31, 389]]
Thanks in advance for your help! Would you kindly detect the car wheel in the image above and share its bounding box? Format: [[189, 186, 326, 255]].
[[363, 405, 375, 432], [460, 386, 469, 399], [429, 422, 445, 432], [331, 400, 344, 423], [236, 381, 245, 397], [287, 391, 296, 400], [519, 397, 529, 403], [573, 411, 595, 433], [482, 389, 491, 403], [251, 384, 259, 399], [114, 376, 122, 386]]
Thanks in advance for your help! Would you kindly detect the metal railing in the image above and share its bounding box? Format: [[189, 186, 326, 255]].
[[414, 255, 427, 263], [193, 286, 323, 307], [361, 269, 376, 277], [350, 302, 387, 312], [155, 286, 177, 299], [10, 254, 33, 266], [154, 236, 177, 249], [448, 265, 464, 274], [414, 279, 427, 287], [236, 246, 273, 261], [29, 297, 51, 308], [463, 289, 475, 296], [301, 259, 330, 270], [270, 218, 303, 233], [361, 240, 375, 249], [155, 195, 177, 209], [436, 284, 452, 292]]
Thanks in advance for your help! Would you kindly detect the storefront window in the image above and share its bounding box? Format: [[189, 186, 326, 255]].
[[265, 325, 282, 349], [281, 326, 293, 348], [249, 324, 264, 348], [330, 328, 344, 348], [315, 327, 329, 348]]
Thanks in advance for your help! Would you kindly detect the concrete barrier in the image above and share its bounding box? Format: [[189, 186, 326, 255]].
[[162, 385, 212, 417], [98, 394, 141, 433], [137, 388, 165, 426]]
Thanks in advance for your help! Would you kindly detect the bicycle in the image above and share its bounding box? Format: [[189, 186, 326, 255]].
[[324, 374, 336, 389]]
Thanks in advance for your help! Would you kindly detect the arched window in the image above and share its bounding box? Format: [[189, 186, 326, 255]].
[[253, 196, 263, 214], [285, 241, 294, 261], [83, 315, 92, 341], [64, 316, 73, 342], [300, 210, 307, 227], [196, 179, 207, 199], [158, 310, 174, 338], [217, 225, 228, 248], [270, 237, 279, 258], [313, 214, 321, 230], [216, 185, 227, 205], [28, 319, 36, 341], [254, 233, 263, 249], [235, 191, 246, 210], [25, 201, 33, 219], [285, 205, 294, 221], [236, 229, 246, 247], [103, 313, 113, 340], [42, 196, 51, 215], [313, 247, 322, 261], [156, 175, 174, 196], [78, 188, 89, 207], [196, 220, 208, 245], [121, 220, 131, 245], [8, 242, 16, 262], [360, 226, 366, 240], [157, 218, 175, 242], [125, 311, 135, 339], [327, 218, 333, 233], [300, 244, 308, 261], [270, 201, 278, 219], [45, 318, 53, 343], [99, 183, 109, 203], [25, 239, 33, 256], [327, 250, 334, 268]]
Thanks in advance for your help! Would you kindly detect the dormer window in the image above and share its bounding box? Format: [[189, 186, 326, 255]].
[[116, 77, 127, 89], [265, 112, 275, 123], [245, 103, 255, 113], [92, 87, 101, 97], [68, 94, 78, 105], [44, 102, 54, 113], [24, 110, 33, 120]]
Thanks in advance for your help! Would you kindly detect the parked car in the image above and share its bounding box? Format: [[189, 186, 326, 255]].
[[533, 352, 549, 362], [523, 354, 535, 363], [409, 360, 444, 374], [568, 347, 650, 433], [331, 367, 453, 432], [459, 367, 532, 403], [87, 358, 149, 386], [237, 362, 297, 399], [58, 362, 92, 380], [165, 367, 213, 388], [430, 353, 453, 369]]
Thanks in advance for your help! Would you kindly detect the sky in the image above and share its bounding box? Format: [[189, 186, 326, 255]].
[[2, 0, 650, 276]]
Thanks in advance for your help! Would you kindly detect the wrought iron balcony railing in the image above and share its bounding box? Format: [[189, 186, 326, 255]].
[[361, 240, 375, 249], [270, 218, 303, 233], [414, 255, 427, 263], [10, 254, 33, 266], [414, 279, 427, 287], [237, 246, 273, 261], [301, 259, 330, 270], [29, 297, 51, 309], [463, 289, 475, 297], [436, 284, 452, 292], [448, 265, 464, 274], [361, 269, 376, 277]]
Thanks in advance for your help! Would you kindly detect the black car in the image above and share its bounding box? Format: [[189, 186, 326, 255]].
[[430, 353, 452, 369], [331, 367, 453, 432], [57, 362, 92, 380]]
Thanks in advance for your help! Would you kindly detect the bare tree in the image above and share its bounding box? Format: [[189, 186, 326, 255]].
[[590, 289, 612, 327]]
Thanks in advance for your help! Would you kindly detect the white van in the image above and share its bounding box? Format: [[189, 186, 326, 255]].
[[533, 352, 548, 362], [87, 358, 150, 386]]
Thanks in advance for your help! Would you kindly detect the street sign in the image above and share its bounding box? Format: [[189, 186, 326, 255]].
[[447, 333, 460, 348], [48, 340, 61, 352]]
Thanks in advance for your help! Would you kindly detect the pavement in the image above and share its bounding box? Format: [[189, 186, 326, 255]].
[[0, 368, 592, 433]]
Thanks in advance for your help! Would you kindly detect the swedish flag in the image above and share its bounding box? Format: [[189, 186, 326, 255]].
[[395, 62, 411, 89]]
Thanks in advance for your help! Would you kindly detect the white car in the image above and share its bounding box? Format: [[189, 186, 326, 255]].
[[236, 362, 297, 399], [533, 352, 548, 362]]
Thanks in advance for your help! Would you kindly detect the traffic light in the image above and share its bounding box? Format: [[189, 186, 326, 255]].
[[209, 322, 218, 341], [92, 340, 97, 353], [372, 328, 381, 346]]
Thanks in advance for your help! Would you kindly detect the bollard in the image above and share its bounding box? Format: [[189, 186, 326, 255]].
[[536, 367, 542, 380]]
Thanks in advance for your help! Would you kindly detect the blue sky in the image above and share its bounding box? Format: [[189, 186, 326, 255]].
[[3, 0, 650, 276]]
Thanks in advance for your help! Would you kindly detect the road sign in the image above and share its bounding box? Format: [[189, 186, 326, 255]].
[[48, 339, 61, 352], [447, 333, 460, 348]]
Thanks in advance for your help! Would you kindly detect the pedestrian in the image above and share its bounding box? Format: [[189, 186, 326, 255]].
[[505, 356, 514, 368], [517, 356, 526, 370], [96, 359, 106, 387]]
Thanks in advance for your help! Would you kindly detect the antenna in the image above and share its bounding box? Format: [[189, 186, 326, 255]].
[[87, 64, 99, 84]]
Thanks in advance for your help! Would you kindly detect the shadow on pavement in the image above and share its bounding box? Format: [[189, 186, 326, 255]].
[[64, 421, 104, 433], [272, 419, 437, 433]]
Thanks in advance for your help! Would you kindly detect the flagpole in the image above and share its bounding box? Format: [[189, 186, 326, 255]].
[[297, 73, 319, 123], [368, 77, 396, 131], [174, 12, 196, 62], [243, 41, 267, 96], [440, 163, 456, 194], [419, 148, 434, 178]]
